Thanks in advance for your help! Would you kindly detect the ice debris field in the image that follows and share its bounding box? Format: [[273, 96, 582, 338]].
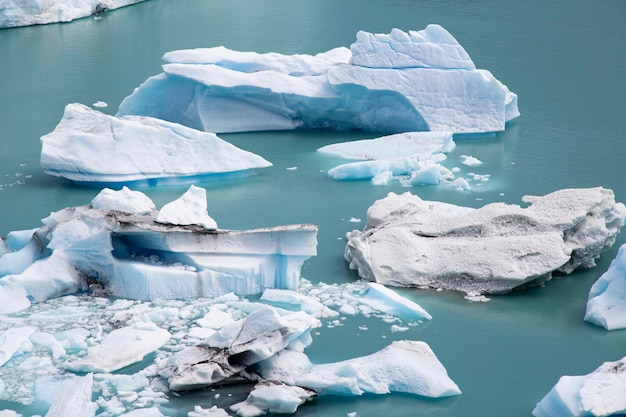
[[1, 20, 626, 417]]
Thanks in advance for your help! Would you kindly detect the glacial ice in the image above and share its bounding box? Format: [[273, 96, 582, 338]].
[[532, 356, 626, 417], [345, 188, 626, 294], [318, 131, 458, 186], [230, 381, 315, 417], [0, 186, 317, 314], [40, 103, 272, 186], [117, 25, 519, 135], [44, 373, 97, 417], [0, 0, 144, 28], [585, 243, 626, 330]]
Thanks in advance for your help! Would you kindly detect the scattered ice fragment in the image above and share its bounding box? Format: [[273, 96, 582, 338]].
[[348, 217, 361, 223], [464, 293, 491, 302], [286, 167, 298, 170], [44, 373, 97, 417], [230, 381, 315, 416], [0, 327, 36, 367], [92, 101, 108, 108], [188, 406, 231, 417], [358, 283, 432, 320], [460, 155, 483, 166]]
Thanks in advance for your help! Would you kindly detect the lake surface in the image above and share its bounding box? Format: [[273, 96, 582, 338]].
[[1, 0, 626, 416]]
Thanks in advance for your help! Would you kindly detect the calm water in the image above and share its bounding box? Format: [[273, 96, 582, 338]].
[[1, 0, 626, 416]]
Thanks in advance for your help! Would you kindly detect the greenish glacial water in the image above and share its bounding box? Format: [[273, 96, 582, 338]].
[[1, 0, 626, 416]]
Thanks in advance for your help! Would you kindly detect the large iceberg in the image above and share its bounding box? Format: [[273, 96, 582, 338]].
[[0, 0, 144, 28], [344, 188, 626, 294], [585, 243, 626, 330], [532, 356, 626, 417], [41, 103, 272, 186], [0, 186, 318, 314], [117, 25, 519, 135]]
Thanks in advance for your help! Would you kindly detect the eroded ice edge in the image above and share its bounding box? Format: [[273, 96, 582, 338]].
[[0, 0, 145, 28], [0, 186, 457, 416], [345, 187, 626, 295], [117, 25, 519, 136], [585, 243, 626, 330], [40, 103, 272, 186], [532, 356, 626, 417]]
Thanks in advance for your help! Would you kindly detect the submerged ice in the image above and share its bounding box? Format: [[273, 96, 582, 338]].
[[344, 188, 626, 294], [117, 25, 519, 135], [40, 104, 272, 186], [0, 186, 317, 314]]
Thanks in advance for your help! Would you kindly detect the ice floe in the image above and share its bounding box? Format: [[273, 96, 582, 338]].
[[0, 186, 317, 314], [117, 25, 518, 135], [532, 356, 626, 417], [0, 0, 144, 28], [345, 188, 626, 294], [585, 243, 626, 330], [40, 103, 272, 186]]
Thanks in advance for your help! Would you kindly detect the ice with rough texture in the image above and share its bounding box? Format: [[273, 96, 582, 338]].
[[156, 185, 217, 229], [158, 307, 320, 391], [41, 103, 272, 186], [118, 25, 518, 135], [585, 244, 626, 330], [345, 188, 626, 294], [0, 0, 144, 28], [0, 187, 318, 314], [66, 322, 170, 373], [44, 373, 97, 417], [532, 356, 626, 417], [230, 381, 315, 417]]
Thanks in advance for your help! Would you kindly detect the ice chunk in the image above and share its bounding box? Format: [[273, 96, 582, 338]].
[[188, 406, 231, 417], [91, 186, 156, 215], [65, 322, 170, 373], [156, 185, 217, 229], [358, 282, 432, 320], [44, 373, 97, 417], [0, 187, 318, 313], [460, 155, 483, 166], [260, 288, 339, 318], [532, 356, 626, 417], [230, 381, 315, 417], [585, 244, 626, 330], [119, 408, 165, 417], [345, 188, 626, 294], [0, 0, 145, 28], [0, 327, 35, 367], [41, 103, 272, 186], [118, 26, 518, 135]]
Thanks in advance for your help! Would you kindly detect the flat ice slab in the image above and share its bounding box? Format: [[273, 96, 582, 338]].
[[345, 188, 626, 294], [0, 0, 144, 28], [41, 103, 272, 186], [585, 243, 626, 330], [532, 356, 626, 417], [118, 25, 519, 135], [0, 186, 318, 314]]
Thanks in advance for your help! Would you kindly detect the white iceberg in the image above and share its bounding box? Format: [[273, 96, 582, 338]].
[[358, 282, 432, 320], [532, 356, 626, 417], [40, 103, 272, 186], [345, 188, 626, 294], [230, 381, 315, 417], [585, 243, 626, 330], [0, 186, 318, 314], [156, 185, 217, 229], [0, 0, 144, 28], [118, 25, 519, 135]]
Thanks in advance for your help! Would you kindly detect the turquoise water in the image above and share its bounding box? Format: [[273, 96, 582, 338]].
[[1, 0, 626, 415]]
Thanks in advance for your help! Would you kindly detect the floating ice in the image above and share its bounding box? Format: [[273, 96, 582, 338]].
[[260, 288, 339, 318], [0, 327, 35, 367], [585, 244, 626, 330], [188, 407, 231, 417], [40, 103, 272, 186], [66, 322, 170, 373], [0, 0, 144, 28], [460, 155, 483, 166], [345, 188, 626, 294], [156, 185, 218, 229], [230, 381, 315, 417], [44, 373, 97, 417], [358, 282, 432, 320], [0, 186, 317, 313], [532, 356, 626, 417], [118, 25, 518, 135]]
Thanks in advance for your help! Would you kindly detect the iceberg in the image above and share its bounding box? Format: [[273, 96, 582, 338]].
[[230, 381, 315, 417], [0, 0, 144, 28], [0, 186, 318, 314], [345, 188, 626, 294], [117, 25, 519, 135], [585, 243, 626, 330], [40, 104, 272, 186], [318, 131, 456, 185], [532, 356, 626, 417]]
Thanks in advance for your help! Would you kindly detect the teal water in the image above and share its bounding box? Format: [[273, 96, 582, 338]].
[[1, 0, 626, 416]]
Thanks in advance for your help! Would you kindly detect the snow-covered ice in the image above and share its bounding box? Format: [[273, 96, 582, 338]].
[[156, 185, 218, 229], [345, 188, 626, 294], [118, 25, 518, 135], [532, 356, 626, 417], [585, 243, 626, 330], [0, 186, 317, 313], [40, 103, 272, 186], [0, 0, 144, 28]]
